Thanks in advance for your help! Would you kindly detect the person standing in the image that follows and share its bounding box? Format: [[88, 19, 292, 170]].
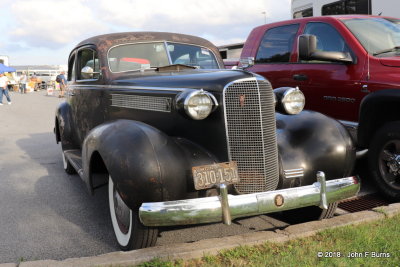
[[19, 71, 28, 94], [0, 72, 11, 105], [57, 71, 67, 98]]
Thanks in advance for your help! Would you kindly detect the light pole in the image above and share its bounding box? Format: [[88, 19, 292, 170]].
[[261, 11, 266, 24]]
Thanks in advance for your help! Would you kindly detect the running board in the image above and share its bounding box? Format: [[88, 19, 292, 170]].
[[64, 149, 84, 178]]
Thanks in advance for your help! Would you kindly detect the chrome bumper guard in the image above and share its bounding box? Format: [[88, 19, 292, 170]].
[[139, 173, 360, 227]]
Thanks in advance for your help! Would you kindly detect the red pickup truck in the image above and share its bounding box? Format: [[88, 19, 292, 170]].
[[239, 15, 400, 200]]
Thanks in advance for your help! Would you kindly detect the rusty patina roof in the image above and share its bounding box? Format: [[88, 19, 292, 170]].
[[75, 32, 221, 57]]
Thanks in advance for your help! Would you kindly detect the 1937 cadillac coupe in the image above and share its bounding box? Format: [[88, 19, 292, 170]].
[[54, 32, 360, 250]]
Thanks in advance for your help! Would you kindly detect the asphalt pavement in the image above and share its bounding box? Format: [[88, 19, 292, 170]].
[[0, 90, 117, 263], [0, 90, 289, 264]]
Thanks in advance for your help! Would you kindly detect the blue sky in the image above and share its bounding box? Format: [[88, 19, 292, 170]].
[[0, 0, 290, 65]]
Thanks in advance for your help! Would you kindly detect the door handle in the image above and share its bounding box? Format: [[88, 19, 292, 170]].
[[361, 85, 370, 93], [293, 74, 308, 81]]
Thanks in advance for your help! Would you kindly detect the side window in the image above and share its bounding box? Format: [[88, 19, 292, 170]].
[[303, 22, 351, 62], [322, 0, 370, 16], [68, 54, 76, 81], [77, 48, 100, 80], [293, 7, 313, 18], [322, 0, 346, 15], [255, 24, 299, 64]]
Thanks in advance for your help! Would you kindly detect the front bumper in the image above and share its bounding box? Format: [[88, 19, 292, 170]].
[[139, 175, 359, 227]]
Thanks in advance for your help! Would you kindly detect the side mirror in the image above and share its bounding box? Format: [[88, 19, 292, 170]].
[[298, 34, 353, 64], [81, 66, 100, 79], [298, 34, 317, 60], [239, 57, 255, 68]]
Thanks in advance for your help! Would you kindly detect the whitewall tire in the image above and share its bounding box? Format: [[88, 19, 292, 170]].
[[108, 176, 158, 250]]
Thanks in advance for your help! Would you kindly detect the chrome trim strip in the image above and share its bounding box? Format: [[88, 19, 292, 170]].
[[256, 78, 268, 186], [356, 149, 368, 158], [139, 176, 359, 227], [285, 174, 304, 178], [284, 168, 304, 179], [69, 84, 187, 92], [339, 120, 359, 128]]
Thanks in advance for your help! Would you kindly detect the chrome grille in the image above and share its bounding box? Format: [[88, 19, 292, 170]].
[[223, 78, 279, 194]]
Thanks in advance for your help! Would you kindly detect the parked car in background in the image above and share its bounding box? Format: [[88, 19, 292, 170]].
[[238, 15, 400, 200], [35, 71, 58, 83], [54, 32, 359, 250]]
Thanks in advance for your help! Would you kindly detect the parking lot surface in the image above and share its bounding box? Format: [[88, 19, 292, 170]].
[[0, 91, 288, 263]]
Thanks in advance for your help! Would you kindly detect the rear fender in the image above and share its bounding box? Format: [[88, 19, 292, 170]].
[[55, 102, 75, 150]]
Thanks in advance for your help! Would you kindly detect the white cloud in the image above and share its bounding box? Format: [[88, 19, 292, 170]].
[[10, 0, 105, 47], [9, 0, 290, 48], [96, 0, 265, 28], [4, 0, 291, 64]]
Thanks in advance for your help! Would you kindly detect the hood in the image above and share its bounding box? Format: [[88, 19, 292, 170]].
[[379, 57, 400, 67], [111, 69, 259, 93]]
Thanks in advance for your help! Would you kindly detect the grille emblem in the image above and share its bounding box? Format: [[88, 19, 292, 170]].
[[239, 94, 246, 107], [274, 194, 284, 207]]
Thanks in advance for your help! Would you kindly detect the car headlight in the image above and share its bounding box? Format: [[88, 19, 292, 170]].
[[274, 87, 305, 115], [180, 89, 218, 120]]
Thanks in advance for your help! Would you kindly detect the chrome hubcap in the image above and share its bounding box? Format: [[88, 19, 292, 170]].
[[386, 154, 400, 176], [379, 140, 400, 190]]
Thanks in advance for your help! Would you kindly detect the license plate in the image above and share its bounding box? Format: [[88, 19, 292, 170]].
[[192, 161, 240, 190]]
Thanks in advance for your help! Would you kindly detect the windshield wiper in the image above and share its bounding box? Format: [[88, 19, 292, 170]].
[[373, 46, 400, 56]]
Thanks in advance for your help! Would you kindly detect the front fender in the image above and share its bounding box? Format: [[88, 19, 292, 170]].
[[276, 111, 355, 187], [82, 120, 217, 209], [55, 101, 75, 150]]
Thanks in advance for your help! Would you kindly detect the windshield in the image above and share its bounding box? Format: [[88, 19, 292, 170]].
[[108, 42, 220, 72], [342, 18, 400, 56]]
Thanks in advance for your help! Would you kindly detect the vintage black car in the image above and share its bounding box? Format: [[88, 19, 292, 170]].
[[55, 32, 360, 250]]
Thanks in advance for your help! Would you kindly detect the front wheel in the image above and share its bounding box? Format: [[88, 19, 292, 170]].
[[108, 177, 158, 250], [369, 122, 400, 201]]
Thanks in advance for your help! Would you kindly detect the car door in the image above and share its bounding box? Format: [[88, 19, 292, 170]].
[[69, 47, 106, 146], [291, 21, 364, 121], [247, 24, 300, 88]]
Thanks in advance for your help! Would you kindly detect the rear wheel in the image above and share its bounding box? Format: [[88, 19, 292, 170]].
[[369, 122, 400, 201], [108, 176, 158, 250], [61, 149, 76, 174]]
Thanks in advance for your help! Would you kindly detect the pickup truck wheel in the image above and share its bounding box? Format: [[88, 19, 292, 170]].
[[108, 177, 158, 250], [369, 122, 400, 201]]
